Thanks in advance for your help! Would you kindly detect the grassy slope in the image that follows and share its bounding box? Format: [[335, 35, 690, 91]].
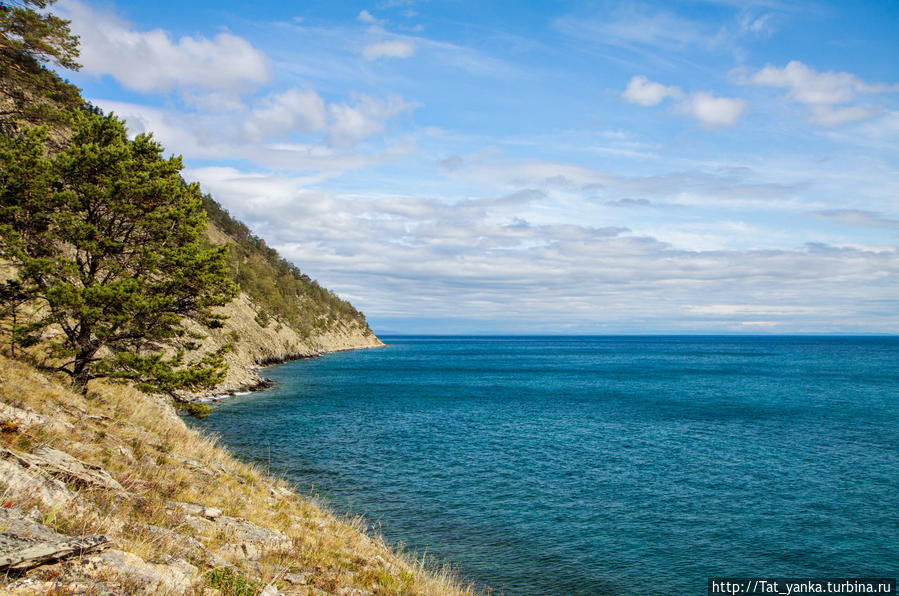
[[0, 354, 471, 595]]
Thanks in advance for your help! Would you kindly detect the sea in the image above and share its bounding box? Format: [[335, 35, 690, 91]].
[[191, 336, 899, 595]]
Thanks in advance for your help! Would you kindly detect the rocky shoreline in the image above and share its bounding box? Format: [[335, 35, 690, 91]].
[[194, 341, 386, 403]]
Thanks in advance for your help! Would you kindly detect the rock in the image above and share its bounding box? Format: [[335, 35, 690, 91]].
[[216, 541, 260, 561], [0, 458, 74, 509], [115, 444, 134, 463], [0, 402, 74, 434], [33, 549, 196, 594], [259, 584, 281, 596], [214, 515, 292, 551], [0, 446, 126, 494], [269, 484, 293, 499], [211, 515, 291, 562], [166, 500, 223, 519], [169, 453, 227, 477], [3, 576, 119, 594], [0, 508, 110, 572]]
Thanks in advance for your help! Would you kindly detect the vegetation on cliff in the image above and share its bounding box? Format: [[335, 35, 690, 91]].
[[203, 196, 371, 341], [0, 114, 237, 392]]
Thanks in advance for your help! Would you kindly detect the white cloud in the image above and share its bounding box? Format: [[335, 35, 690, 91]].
[[622, 75, 748, 128], [746, 60, 897, 126], [327, 94, 417, 148], [95, 98, 417, 173], [751, 61, 888, 105], [362, 40, 416, 60], [243, 89, 327, 141], [622, 76, 683, 106], [357, 10, 381, 24], [679, 92, 748, 128], [60, 0, 271, 96], [188, 167, 899, 333]]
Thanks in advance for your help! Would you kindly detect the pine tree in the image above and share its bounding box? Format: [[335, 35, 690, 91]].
[[0, 112, 238, 394], [0, 0, 83, 126]]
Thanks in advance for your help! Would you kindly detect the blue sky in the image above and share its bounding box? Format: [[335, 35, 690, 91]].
[[55, 0, 899, 334]]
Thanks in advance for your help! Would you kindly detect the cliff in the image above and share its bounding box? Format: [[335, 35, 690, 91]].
[[196, 211, 384, 398]]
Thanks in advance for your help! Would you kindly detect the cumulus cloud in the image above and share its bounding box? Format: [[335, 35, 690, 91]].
[[622, 76, 747, 128], [94, 98, 417, 173], [59, 0, 271, 96], [357, 10, 382, 25], [746, 60, 897, 126], [622, 76, 683, 106], [678, 92, 748, 128], [362, 40, 416, 60]]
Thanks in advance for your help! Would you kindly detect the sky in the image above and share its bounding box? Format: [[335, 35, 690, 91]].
[[54, 0, 899, 334]]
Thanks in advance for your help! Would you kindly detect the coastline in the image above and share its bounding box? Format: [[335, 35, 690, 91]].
[[195, 341, 386, 403]]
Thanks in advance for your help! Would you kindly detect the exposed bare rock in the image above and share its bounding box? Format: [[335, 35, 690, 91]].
[[209, 515, 293, 562], [188, 291, 383, 399], [0, 401, 73, 433], [0, 458, 74, 509], [166, 500, 223, 520], [0, 446, 126, 494], [24, 548, 197, 594], [168, 453, 228, 477], [0, 508, 110, 572], [215, 515, 292, 550]]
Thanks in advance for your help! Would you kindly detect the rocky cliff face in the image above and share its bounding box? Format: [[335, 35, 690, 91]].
[[192, 218, 384, 398], [193, 291, 383, 398]]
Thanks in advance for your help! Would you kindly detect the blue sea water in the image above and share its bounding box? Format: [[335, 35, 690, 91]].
[[192, 336, 899, 595]]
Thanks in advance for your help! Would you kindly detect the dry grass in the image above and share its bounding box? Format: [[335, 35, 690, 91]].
[[0, 353, 476, 595]]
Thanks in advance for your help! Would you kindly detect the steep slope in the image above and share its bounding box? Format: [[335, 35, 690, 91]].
[[196, 197, 383, 397], [0, 354, 469, 595]]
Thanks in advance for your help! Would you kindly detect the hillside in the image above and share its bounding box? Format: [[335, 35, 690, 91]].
[[195, 197, 383, 398], [0, 353, 469, 595]]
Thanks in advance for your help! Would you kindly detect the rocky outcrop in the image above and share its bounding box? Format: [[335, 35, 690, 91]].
[[189, 291, 383, 398], [1, 446, 126, 494], [0, 508, 110, 573]]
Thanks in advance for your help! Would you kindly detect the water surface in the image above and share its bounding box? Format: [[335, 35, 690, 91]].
[[192, 336, 899, 594]]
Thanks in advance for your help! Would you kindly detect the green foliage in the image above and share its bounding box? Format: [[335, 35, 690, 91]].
[[0, 0, 83, 127], [175, 400, 212, 419], [201, 194, 373, 338], [0, 112, 238, 391], [205, 567, 258, 596], [254, 308, 270, 328]]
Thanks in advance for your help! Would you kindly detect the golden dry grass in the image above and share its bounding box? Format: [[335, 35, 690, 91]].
[[0, 353, 476, 595]]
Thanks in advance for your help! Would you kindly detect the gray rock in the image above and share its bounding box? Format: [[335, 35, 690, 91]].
[[0, 446, 125, 494], [214, 515, 292, 552], [0, 508, 110, 572], [40, 548, 196, 594], [0, 458, 74, 509], [166, 500, 223, 519]]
